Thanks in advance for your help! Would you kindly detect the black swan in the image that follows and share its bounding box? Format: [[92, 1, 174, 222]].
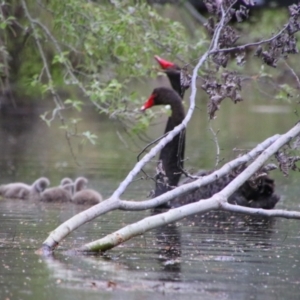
[[40, 178, 73, 203], [145, 56, 190, 200], [155, 56, 280, 209], [0, 177, 50, 200], [141, 87, 280, 209], [72, 177, 102, 206], [154, 55, 191, 98], [141, 87, 185, 198]]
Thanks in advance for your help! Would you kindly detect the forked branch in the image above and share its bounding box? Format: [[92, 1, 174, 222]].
[[76, 122, 300, 253], [40, 2, 300, 255]]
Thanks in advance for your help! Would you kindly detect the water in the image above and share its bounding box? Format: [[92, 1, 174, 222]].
[[0, 78, 300, 299], [1, 200, 300, 299]]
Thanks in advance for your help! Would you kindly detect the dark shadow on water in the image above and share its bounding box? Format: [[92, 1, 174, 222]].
[[184, 211, 277, 257], [151, 208, 277, 286], [155, 222, 182, 277]]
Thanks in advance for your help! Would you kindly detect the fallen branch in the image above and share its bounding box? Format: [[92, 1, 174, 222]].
[[79, 195, 222, 253], [78, 192, 300, 253], [76, 122, 300, 253], [119, 134, 279, 210], [39, 3, 300, 256], [40, 18, 213, 254], [40, 128, 281, 253]]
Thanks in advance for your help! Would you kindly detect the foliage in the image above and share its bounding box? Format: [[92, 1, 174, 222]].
[[195, 0, 300, 123], [1, 0, 299, 148], [0, 0, 204, 144]]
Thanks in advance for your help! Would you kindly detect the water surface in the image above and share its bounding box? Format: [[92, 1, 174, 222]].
[[0, 78, 300, 299]]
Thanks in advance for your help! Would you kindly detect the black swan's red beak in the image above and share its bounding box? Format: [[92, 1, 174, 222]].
[[141, 94, 155, 111], [154, 55, 175, 69]]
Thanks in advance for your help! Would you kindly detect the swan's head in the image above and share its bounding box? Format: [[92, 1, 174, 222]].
[[154, 56, 190, 98], [74, 177, 88, 192], [141, 87, 182, 111], [60, 177, 74, 193], [33, 177, 50, 193]]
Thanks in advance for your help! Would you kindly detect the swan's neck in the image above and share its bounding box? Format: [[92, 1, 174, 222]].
[[156, 100, 185, 194], [169, 101, 185, 126], [166, 72, 185, 98]]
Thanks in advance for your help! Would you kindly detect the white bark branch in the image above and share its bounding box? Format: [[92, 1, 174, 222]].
[[40, 133, 279, 253], [39, 6, 300, 255], [77, 122, 300, 253], [79, 196, 222, 253], [119, 134, 279, 210], [79, 193, 300, 253], [221, 122, 300, 197], [221, 202, 300, 218], [40, 198, 120, 254], [41, 15, 216, 254]]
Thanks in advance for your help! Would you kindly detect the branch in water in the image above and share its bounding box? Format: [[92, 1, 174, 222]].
[[77, 122, 300, 253], [79, 194, 300, 253], [39, 3, 300, 256]]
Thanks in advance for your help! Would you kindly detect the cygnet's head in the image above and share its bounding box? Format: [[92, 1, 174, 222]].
[[60, 177, 74, 194], [74, 177, 88, 193], [33, 177, 50, 193]]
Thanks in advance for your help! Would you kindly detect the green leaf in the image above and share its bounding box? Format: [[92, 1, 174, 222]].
[[82, 131, 98, 145], [65, 99, 84, 112]]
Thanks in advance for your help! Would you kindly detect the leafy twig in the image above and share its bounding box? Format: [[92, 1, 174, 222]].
[[21, 0, 79, 165]]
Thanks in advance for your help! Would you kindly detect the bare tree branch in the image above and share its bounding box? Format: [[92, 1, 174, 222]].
[[39, 3, 300, 255], [283, 59, 300, 90], [40, 120, 300, 255], [75, 122, 299, 252], [79, 200, 300, 253], [211, 23, 290, 54], [208, 121, 221, 168]]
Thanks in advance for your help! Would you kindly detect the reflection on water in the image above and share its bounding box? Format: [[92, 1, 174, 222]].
[[1, 198, 300, 300], [0, 83, 300, 299]]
